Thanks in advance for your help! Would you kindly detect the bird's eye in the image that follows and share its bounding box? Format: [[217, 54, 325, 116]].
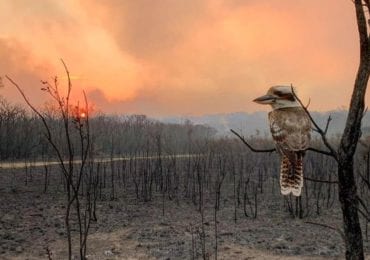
[[274, 90, 283, 96], [273, 91, 295, 101]]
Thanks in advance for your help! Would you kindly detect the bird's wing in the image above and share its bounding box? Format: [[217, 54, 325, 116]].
[[268, 108, 311, 161]]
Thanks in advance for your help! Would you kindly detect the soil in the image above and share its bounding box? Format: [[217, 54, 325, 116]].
[[0, 164, 369, 260]]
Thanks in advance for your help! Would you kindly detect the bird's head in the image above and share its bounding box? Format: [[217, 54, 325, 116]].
[[253, 85, 300, 110]]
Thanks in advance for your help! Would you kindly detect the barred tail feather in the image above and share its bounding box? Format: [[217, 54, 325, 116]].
[[291, 153, 304, 196], [280, 154, 304, 196], [280, 156, 292, 195]]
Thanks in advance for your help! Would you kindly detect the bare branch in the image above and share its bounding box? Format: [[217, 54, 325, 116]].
[[230, 129, 276, 153], [306, 147, 333, 156], [312, 128, 319, 133], [305, 98, 311, 109], [354, 0, 369, 59], [290, 85, 337, 160], [231, 129, 334, 157], [60, 58, 71, 108], [76, 90, 91, 190], [324, 115, 332, 135], [304, 176, 338, 184], [5, 75, 69, 178]]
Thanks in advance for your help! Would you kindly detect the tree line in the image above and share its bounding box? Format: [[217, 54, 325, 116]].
[[0, 95, 216, 161]]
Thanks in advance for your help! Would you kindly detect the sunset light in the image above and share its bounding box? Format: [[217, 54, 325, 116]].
[[80, 112, 86, 119], [0, 0, 361, 116], [1, 1, 370, 259]]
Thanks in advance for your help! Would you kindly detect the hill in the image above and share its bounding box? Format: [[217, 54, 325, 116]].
[[159, 110, 370, 137]]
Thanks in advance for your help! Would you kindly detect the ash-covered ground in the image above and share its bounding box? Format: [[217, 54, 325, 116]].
[[0, 164, 369, 260]]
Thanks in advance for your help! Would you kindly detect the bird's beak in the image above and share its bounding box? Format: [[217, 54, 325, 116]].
[[253, 94, 276, 104]]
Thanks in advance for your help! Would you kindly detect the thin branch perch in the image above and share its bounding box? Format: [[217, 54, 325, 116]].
[[230, 129, 276, 153], [231, 129, 334, 157]]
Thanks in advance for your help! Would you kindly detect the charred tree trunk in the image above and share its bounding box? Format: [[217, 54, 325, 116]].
[[335, 1, 370, 258], [337, 160, 364, 259]]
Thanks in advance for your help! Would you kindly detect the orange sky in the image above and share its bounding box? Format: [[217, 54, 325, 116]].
[[0, 0, 365, 116]]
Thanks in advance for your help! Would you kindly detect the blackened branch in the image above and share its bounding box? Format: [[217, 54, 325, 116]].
[[230, 129, 276, 153], [290, 85, 337, 160], [231, 129, 334, 156], [231, 116, 339, 185], [306, 147, 333, 156], [324, 115, 332, 135], [5, 76, 69, 179], [304, 176, 338, 184]]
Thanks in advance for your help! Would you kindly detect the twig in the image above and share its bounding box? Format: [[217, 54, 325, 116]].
[[359, 171, 370, 189], [46, 246, 53, 260], [305, 98, 311, 109], [324, 115, 332, 135], [5, 76, 69, 179]]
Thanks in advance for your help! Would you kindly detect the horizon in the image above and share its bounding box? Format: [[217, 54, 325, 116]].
[[0, 91, 352, 119]]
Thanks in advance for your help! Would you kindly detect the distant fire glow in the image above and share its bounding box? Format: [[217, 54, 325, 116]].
[[80, 112, 86, 118]]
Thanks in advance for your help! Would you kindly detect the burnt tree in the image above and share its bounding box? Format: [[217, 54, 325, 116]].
[[336, 1, 370, 259]]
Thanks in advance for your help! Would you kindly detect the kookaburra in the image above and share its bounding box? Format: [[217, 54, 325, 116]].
[[253, 86, 311, 196]]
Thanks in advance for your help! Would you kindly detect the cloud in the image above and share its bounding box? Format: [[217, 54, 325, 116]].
[[0, 0, 143, 105], [0, 38, 53, 105], [0, 0, 365, 115], [80, 0, 361, 113], [79, 0, 208, 59]]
